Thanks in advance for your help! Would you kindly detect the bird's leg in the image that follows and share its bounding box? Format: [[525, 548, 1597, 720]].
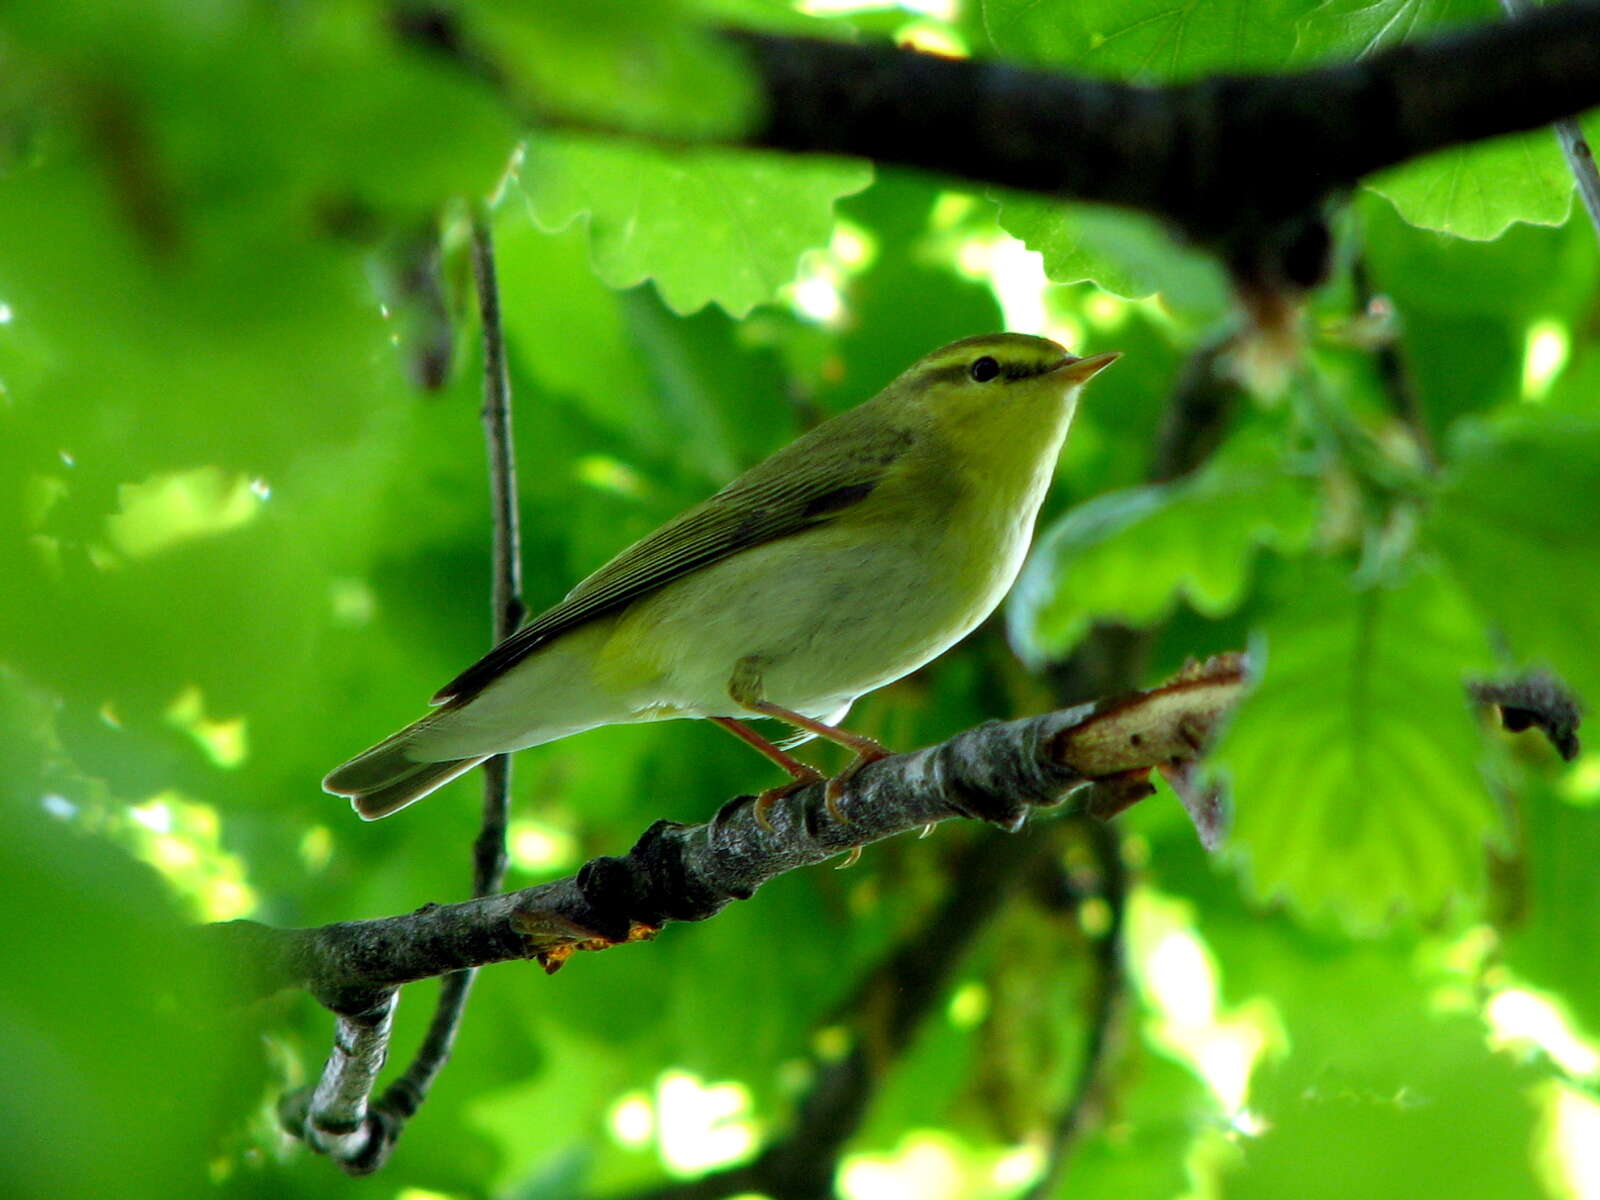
[[745, 700, 891, 822], [709, 716, 824, 832], [726, 655, 891, 826]]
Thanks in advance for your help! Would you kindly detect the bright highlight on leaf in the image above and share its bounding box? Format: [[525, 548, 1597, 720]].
[[655, 1071, 759, 1175], [947, 228, 1093, 350], [1485, 988, 1600, 1079], [994, 195, 1229, 316], [1543, 1085, 1600, 1200], [946, 981, 990, 1029], [1521, 319, 1570, 401], [165, 685, 248, 769], [507, 818, 579, 873], [105, 467, 265, 560], [575, 455, 648, 499], [607, 1091, 654, 1148], [121, 794, 257, 922], [297, 825, 333, 873], [1129, 890, 1277, 1116], [328, 578, 377, 627], [839, 1131, 1017, 1200], [1561, 755, 1600, 806], [895, 22, 969, 57], [800, 0, 958, 16]]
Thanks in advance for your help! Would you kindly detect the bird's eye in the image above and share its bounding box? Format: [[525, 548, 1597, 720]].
[[970, 356, 1000, 383]]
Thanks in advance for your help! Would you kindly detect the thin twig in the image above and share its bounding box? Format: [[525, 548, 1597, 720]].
[[367, 206, 525, 1162], [1499, 0, 1600, 241], [289, 205, 525, 1173]]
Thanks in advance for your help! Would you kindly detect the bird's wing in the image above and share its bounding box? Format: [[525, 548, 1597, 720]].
[[432, 405, 915, 704]]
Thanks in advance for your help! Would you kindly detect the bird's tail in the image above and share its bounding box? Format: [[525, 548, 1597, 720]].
[[322, 715, 490, 820]]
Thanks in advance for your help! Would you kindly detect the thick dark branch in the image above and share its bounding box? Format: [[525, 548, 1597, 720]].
[[732, 5, 1600, 253], [389, 4, 1600, 292], [213, 657, 1249, 1007]]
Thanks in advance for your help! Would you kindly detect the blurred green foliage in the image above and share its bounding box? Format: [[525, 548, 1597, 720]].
[[1, 2, 1598, 1199]]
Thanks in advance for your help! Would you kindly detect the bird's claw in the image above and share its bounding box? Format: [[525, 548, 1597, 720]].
[[753, 770, 825, 832], [822, 744, 890, 825], [824, 776, 849, 825]]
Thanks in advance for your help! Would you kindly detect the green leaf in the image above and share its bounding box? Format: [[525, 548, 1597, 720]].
[[993, 195, 1229, 316], [982, 0, 1312, 78], [1221, 935, 1544, 1200], [1216, 561, 1498, 925], [1366, 133, 1573, 240], [1428, 413, 1600, 706], [1052, 1050, 1218, 1199], [0, 674, 264, 1200], [1293, 0, 1574, 237], [1359, 191, 1596, 321], [1008, 436, 1318, 664], [1500, 783, 1600, 1038], [520, 137, 872, 316], [1293, 0, 1494, 61], [495, 209, 663, 437], [476, 1, 758, 139]]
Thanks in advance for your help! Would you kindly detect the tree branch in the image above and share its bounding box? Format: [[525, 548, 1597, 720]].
[[729, 5, 1600, 262], [393, 2, 1600, 283], [277, 993, 399, 1171], [211, 655, 1248, 1007]]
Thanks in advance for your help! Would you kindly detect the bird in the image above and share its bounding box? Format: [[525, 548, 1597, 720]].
[[324, 332, 1119, 821]]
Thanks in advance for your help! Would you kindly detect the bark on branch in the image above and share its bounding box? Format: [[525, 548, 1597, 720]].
[[210, 655, 1249, 1009]]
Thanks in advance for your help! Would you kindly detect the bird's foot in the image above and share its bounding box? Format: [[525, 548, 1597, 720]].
[[753, 767, 826, 832], [823, 741, 891, 824]]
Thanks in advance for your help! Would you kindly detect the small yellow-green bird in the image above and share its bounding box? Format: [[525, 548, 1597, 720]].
[[324, 333, 1118, 820]]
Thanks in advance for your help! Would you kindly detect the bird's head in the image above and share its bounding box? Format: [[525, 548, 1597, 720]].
[[895, 332, 1119, 438]]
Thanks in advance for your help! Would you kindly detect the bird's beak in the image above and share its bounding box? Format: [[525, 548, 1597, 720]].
[[1052, 351, 1122, 383]]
